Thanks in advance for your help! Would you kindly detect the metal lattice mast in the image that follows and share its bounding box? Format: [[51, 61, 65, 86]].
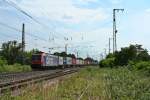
[[113, 9, 124, 53]]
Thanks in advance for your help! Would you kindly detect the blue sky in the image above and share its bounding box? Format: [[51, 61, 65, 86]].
[[0, 0, 150, 60]]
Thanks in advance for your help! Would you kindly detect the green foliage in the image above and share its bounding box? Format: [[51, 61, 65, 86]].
[[0, 40, 40, 65], [128, 61, 150, 75], [114, 45, 138, 66], [136, 50, 150, 61], [54, 52, 76, 58], [1, 67, 150, 100], [99, 58, 115, 68], [104, 68, 150, 100], [106, 53, 114, 59], [0, 57, 7, 66], [114, 44, 150, 66], [23, 49, 40, 65], [0, 40, 22, 64], [99, 44, 150, 68], [86, 67, 92, 72], [68, 54, 76, 58], [0, 63, 31, 72]]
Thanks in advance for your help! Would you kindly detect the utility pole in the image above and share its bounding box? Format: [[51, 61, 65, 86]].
[[109, 37, 111, 54], [64, 36, 69, 54], [77, 51, 79, 58], [113, 9, 124, 53], [48, 48, 54, 54], [100, 53, 103, 60], [87, 52, 89, 58], [65, 44, 68, 54], [22, 23, 25, 64], [104, 48, 107, 58]]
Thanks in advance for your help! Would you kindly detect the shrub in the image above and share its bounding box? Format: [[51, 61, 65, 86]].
[[0, 63, 31, 72], [128, 61, 150, 75], [99, 58, 115, 68], [135, 61, 150, 70], [128, 61, 149, 70], [0, 57, 7, 66]]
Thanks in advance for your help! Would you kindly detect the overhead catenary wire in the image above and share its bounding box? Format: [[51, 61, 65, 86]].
[[39, 7, 71, 38], [0, 23, 53, 51], [0, 0, 101, 58], [0, 31, 21, 43], [3, 0, 50, 29], [2, 0, 62, 43], [0, 22, 48, 42], [3, 0, 67, 40], [3, 0, 94, 46], [0, 32, 20, 40]]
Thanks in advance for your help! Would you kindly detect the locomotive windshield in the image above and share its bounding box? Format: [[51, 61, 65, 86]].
[[32, 55, 41, 61]]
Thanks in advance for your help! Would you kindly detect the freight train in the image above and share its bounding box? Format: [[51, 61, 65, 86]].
[[31, 52, 98, 69]]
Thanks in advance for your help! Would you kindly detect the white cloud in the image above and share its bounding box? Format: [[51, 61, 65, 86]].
[[0, 0, 111, 58], [109, 0, 123, 4], [145, 8, 150, 13], [14, 0, 108, 23], [117, 9, 150, 52], [76, 0, 99, 4]]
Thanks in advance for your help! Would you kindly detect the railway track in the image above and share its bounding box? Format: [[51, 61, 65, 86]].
[[0, 68, 80, 95]]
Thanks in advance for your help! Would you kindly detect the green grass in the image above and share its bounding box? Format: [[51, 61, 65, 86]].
[[1, 67, 150, 100], [103, 68, 150, 100], [0, 63, 32, 73]]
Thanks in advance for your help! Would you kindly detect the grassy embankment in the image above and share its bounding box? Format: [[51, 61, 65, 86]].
[[1, 67, 150, 100], [0, 64, 31, 73]]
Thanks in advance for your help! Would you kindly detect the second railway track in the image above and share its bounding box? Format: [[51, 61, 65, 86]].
[[0, 67, 80, 95]]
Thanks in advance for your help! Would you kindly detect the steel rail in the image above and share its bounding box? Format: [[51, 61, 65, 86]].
[[0, 68, 79, 94]]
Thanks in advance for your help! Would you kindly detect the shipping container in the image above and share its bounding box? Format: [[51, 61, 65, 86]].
[[76, 59, 80, 65], [72, 58, 76, 65], [43, 54, 59, 67], [58, 56, 63, 65], [67, 57, 72, 65], [84, 60, 87, 65], [79, 59, 83, 65]]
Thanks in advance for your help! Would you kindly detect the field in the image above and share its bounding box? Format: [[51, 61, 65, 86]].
[[1, 66, 150, 100]]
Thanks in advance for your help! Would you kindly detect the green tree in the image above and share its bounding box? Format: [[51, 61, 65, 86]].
[[54, 52, 76, 58], [1, 40, 22, 64], [114, 44, 150, 66], [54, 52, 67, 57], [114, 45, 137, 66], [0, 56, 7, 66], [136, 49, 150, 61], [106, 53, 114, 59], [99, 44, 150, 68], [0, 40, 41, 65], [99, 58, 115, 68], [24, 49, 40, 65]]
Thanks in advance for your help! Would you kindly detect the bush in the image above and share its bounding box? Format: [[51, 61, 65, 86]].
[[135, 62, 150, 70], [0, 57, 7, 66], [128, 61, 150, 75], [99, 58, 115, 68], [0, 63, 31, 72]]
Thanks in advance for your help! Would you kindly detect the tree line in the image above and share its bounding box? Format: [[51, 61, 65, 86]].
[[99, 44, 150, 75], [0, 40, 39, 65]]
